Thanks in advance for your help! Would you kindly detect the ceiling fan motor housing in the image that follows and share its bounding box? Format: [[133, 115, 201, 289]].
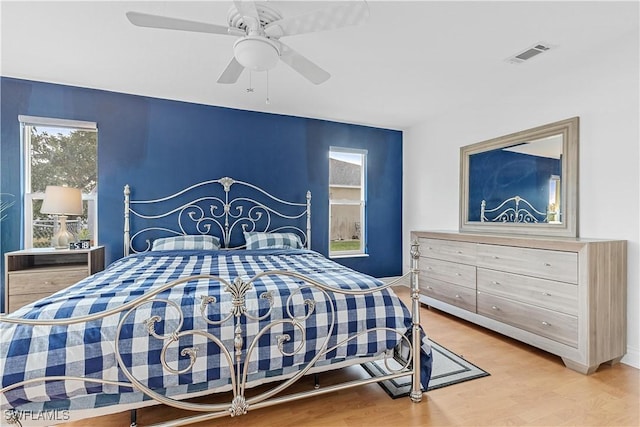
[[227, 4, 282, 31], [233, 36, 280, 71]]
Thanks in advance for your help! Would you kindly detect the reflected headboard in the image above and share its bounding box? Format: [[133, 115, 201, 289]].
[[123, 177, 311, 255], [480, 195, 550, 224]]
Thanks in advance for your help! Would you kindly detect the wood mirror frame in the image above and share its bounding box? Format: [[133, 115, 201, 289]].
[[459, 117, 579, 237]]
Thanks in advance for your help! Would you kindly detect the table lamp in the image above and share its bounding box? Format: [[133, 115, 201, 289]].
[[40, 186, 83, 249]]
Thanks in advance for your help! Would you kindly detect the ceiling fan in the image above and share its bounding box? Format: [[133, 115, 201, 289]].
[[126, 1, 370, 85]]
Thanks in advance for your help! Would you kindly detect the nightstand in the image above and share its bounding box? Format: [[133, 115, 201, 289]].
[[4, 246, 105, 313]]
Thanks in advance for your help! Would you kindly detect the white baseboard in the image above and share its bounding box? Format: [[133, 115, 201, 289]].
[[621, 346, 640, 369]]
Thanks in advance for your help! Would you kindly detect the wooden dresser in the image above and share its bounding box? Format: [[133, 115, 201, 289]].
[[411, 231, 627, 374], [4, 246, 105, 313]]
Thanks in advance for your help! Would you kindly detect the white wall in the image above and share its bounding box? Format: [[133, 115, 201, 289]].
[[403, 29, 639, 369]]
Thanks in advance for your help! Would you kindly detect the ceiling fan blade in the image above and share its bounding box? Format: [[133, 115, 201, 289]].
[[233, 0, 260, 30], [278, 42, 330, 85], [217, 57, 245, 84], [264, 1, 369, 38], [126, 11, 236, 36]]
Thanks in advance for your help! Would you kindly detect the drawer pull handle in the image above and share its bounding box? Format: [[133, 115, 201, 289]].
[[44, 281, 51, 285], [426, 286, 433, 290], [544, 262, 552, 267], [455, 294, 461, 299], [492, 281, 500, 285], [491, 305, 499, 310], [541, 321, 551, 326], [428, 247, 433, 250], [542, 292, 552, 296], [457, 250, 463, 254], [456, 272, 462, 276], [493, 255, 499, 259]]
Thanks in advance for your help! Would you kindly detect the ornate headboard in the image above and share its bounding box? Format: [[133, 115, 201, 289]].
[[480, 195, 549, 224], [124, 177, 311, 255]]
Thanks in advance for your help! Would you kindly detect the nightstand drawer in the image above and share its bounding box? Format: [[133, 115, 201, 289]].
[[8, 293, 55, 313], [8, 267, 87, 294], [4, 246, 105, 313]]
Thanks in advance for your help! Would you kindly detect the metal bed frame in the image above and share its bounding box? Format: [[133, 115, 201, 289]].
[[480, 195, 549, 223], [1, 177, 423, 427], [124, 177, 312, 254]]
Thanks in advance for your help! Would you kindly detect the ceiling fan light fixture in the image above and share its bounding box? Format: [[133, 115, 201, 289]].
[[233, 36, 280, 71]]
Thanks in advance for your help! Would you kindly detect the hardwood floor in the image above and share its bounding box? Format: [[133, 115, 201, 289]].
[[61, 286, 639, 427]]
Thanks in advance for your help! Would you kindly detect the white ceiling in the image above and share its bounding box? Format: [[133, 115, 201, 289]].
[[1, 1, 638, 130]]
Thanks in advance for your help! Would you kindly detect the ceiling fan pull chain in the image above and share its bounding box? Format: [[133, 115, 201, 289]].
[[247, 71, 254, 93], [265, 71, 270, 105]]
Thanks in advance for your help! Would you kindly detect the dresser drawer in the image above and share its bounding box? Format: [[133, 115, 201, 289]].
[[477, 292, 578, 347], [8, 267, 87, 295], [421, 278, 476, 312], [477, 268, 578, 316], [477, 244, 578, 284], [419, 238, 477, 265], [421, 257, 476, 289]]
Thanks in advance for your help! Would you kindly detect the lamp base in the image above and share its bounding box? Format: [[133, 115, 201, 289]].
[[51, 215, 74, 249]]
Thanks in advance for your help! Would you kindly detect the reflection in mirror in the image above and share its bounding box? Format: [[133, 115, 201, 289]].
[[460, 117, 578, 237], [548, 174, 561, 223], [469, 134, 563, 223]]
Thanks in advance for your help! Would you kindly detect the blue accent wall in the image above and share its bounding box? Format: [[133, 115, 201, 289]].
[[0, 77, 403, 310], [468, 148, 561, 221]]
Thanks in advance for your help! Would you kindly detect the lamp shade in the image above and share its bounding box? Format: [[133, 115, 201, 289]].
[[41, 186, 83, 216]]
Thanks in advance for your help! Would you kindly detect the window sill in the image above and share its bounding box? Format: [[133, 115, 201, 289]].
[[329, 253, 369, 259]]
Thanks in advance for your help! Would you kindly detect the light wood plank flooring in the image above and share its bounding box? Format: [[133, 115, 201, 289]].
[[62, 286, 639, 427]]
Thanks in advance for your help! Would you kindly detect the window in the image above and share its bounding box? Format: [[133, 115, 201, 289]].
[[548, 174, 561, 223], [329, 147, 366, 257], [21, 116, 98, 248]]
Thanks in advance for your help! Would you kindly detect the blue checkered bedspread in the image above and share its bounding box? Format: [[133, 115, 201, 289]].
[[1, 249, 431, 411]]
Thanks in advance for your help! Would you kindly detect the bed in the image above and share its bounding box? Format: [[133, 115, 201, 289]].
[[1, 177, 431, 426]]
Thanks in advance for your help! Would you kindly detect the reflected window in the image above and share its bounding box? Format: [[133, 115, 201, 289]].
[[548, 175, 561, 223]]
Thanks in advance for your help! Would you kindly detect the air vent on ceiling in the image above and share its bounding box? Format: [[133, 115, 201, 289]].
[[506, 42, 555, 64]]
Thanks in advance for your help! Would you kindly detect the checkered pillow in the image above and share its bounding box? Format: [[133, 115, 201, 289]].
[[244, 231, 303, 250], [151, 235, 221, 251]]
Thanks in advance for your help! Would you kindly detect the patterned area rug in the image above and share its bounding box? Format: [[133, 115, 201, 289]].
[[361, 339, 489, 398]]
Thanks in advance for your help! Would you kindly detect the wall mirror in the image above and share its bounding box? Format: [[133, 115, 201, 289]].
[[460, 117, 579, 237]]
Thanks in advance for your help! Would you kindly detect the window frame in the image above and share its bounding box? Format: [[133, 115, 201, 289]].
[[20, 115, 98, 248], [328, 147, 367, 258]]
